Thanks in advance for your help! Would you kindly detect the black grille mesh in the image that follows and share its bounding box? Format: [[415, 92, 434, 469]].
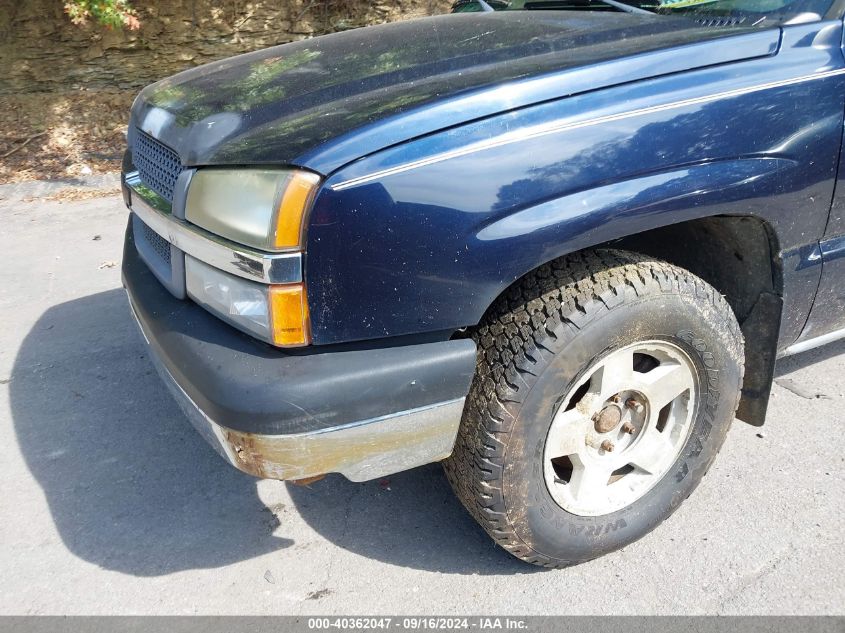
[[133, 130, 182, 202], [141, 220, 171, 266]]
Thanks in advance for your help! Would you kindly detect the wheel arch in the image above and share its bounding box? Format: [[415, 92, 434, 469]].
[[470, 214, 783, 426]]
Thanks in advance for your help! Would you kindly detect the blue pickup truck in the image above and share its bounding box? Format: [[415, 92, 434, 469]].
[[121, 0, 845, 567]]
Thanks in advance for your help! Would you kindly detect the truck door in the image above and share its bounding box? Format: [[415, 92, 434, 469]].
[[789, 16, 845, 352]]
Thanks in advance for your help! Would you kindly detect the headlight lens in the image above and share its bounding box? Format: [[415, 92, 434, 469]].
[[185, 168, 320, 251], [186, 256, 310, 347]]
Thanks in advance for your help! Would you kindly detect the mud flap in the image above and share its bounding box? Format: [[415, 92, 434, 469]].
[[736, 291, 782, 426]]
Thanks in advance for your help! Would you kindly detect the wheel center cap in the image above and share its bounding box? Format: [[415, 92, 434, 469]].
[[593, 404, 622, 434]]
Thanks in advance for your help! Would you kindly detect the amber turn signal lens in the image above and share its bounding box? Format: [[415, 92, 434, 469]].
[[269, 284, 310, 347], [274, 171, 321, 250]]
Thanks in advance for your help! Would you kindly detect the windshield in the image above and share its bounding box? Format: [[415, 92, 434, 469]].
[[451, 0, 838, 26]]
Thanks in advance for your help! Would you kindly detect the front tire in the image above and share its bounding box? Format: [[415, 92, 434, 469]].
[[443, 249, 744, 568]]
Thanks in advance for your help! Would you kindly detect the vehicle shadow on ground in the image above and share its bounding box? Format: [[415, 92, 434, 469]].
[[10, 289, 533, 576], [286, 466, 539, 575], [10, 289, 292, 576]]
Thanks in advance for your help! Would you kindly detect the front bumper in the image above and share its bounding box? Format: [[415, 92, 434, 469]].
[[122, 219, 477, 481]]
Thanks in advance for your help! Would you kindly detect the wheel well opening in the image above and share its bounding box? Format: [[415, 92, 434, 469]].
[[611, 216, 781, 324], [464, 215, 782, 426]]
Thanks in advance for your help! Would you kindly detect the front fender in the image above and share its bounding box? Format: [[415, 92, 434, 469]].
[[307, 159, 799, 345], [305, 22, 844, 345]]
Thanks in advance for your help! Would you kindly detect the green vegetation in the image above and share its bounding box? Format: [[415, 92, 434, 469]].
[[64, 0, 139, 29]]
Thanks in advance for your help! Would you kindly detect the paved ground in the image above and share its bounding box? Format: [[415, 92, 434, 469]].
[[0, 182, 843, 615]]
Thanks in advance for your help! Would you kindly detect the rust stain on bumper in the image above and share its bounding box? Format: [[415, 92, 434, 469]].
[[220, 400, 465, 482]]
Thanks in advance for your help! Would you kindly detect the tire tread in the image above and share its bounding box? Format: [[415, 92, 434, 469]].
[[442, 249, 744, 568]]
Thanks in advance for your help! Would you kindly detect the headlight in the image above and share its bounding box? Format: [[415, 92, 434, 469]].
[[186, 256, 310, 347], [185, 168, 321, 251]]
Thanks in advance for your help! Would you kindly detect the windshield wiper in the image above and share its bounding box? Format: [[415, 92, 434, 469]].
[[599, 0, 655, 13], [522, 0, 656, 14], [469, 0, 656, 14]]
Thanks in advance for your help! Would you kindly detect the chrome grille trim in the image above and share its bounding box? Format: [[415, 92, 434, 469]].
[[126, 171, 302, 285]]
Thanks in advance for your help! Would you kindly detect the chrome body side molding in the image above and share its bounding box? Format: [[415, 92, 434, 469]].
[[331, 69, 845, 192], [781, 327, 845, 357]]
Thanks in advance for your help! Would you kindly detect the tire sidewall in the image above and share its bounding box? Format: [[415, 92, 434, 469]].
[[503, 291, 742, 564]]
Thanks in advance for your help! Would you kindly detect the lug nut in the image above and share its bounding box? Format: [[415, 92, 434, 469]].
[[621, 422, 637, 435], [586, 436, 617, 452], [626, 398, 644, 412]]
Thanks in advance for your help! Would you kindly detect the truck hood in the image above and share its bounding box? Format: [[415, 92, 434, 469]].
[[130, 11, 779, 175]]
